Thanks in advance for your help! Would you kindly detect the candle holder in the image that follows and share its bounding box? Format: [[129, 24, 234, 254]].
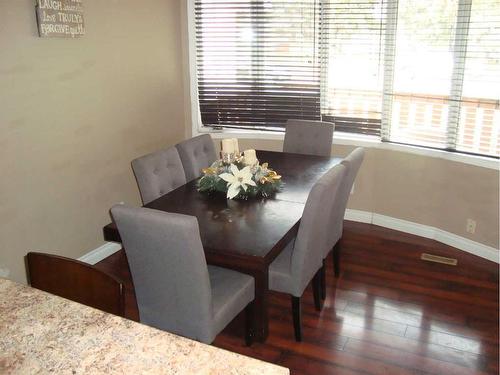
[[234, 152, 244, 163], [220, 151, 236, 164]]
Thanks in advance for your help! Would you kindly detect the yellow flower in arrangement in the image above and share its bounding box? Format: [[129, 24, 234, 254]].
[[259, 172, 281, 184], [201, 167, 218, 175], [267, 170, 282, 180], [219, 164, 257, 199]]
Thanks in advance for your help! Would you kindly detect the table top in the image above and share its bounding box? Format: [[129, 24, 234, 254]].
[[104, 150, 340, 263], [259, 150, 341, 204], [0, 278, 289, 375]]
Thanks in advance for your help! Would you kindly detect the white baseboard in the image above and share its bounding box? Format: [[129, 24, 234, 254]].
[[344, 209, 373, 223], [78, 242, 121, 265], [78, 211, 499, 265], [345, 209, 500, 263], [433, 229, 500, 264], [372, 213, 436, 239]]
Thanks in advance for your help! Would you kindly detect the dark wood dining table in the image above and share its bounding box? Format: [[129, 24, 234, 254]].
[[103, 150, 341, 342]]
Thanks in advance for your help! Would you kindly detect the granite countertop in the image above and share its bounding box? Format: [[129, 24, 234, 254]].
[[0, 278, 288, 375]]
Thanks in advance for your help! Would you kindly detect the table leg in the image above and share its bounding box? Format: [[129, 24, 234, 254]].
[[251, 269, 269, 342]]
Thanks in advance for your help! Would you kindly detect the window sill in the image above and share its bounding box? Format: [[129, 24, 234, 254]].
[[195, 127, 499, 170]]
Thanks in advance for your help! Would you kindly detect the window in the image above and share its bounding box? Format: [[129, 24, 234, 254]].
[[384, 0, 459, 149], [383, 0, 500, 157], [456, 0, 500, 156], [193, 0, 499, 157], [195, 0, 320, 130], [320, 0, 388, 136]]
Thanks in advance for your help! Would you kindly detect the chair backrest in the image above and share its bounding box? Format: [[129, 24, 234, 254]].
[[131, 146, 186, 205], [283, 119, 334, 157], [290, 164, 346, 296], [110, 204, 214, 342], [26, 252, 125, 316], [326, 147, 365, 252], [175, 134, 217, 182]]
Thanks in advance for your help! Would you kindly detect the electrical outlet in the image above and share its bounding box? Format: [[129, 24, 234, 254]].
[[466, 219, 476, 234]]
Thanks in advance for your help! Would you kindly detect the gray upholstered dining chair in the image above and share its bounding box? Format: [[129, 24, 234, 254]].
[[131, 146, 186, 205], [175, 134, 217, 182], [110, 205, 255, 345], [268, 163, 346, 341], [324, 147, 365, 282], [283, 119, 335, 157]]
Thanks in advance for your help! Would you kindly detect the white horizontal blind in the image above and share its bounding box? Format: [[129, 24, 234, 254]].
[[384, 0, 499, 157], [195, 0, 320, 130], [385, 0, 459, 149], [319, 0, 389, 136], [456, 0, 500, 157]]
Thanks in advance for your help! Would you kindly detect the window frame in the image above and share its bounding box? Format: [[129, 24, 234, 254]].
[[185, 0, 498, 169]]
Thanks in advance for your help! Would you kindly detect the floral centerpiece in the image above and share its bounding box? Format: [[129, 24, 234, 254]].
[[197, 150, 283, 200]]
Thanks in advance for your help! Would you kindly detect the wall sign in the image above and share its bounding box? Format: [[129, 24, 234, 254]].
[[36, 0, 85, 38]]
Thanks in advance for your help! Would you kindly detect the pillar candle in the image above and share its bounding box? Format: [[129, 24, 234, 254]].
[[232, 138, 240, 154], [221, 139, 235, 153], [244, 149, 257, 165]]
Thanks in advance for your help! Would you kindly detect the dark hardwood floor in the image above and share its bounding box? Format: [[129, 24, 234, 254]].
[[95, 221, 499, 375]]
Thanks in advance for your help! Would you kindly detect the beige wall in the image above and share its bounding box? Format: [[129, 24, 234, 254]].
[[229, 139, 499, 249], [0, 0, 186, 283]]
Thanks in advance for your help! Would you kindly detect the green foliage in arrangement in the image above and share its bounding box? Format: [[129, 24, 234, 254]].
[[197, 160, 283, 200]]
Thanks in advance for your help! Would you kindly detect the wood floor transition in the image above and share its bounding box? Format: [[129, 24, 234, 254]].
[[95, 221, 499, 375]]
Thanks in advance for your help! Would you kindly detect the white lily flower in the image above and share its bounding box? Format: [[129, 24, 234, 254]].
[[219, 164, 257, 199]]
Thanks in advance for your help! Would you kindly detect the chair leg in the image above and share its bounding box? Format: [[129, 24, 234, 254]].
[[291, 296, 302, 342], [312, 270, 322, 311], [333, 242, 341, 277], [320, 259, 326, 300], [244, 301, 254, 346]]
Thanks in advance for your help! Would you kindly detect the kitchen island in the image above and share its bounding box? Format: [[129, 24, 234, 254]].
[[0, 278, 289, 374]]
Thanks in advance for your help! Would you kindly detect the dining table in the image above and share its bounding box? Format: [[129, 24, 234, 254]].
[[103, 150, 341, 342]]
